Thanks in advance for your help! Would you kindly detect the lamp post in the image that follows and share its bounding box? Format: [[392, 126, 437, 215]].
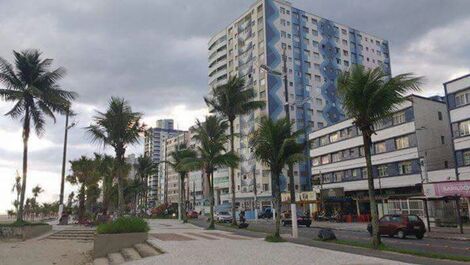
[[58, 109, 76, 218]]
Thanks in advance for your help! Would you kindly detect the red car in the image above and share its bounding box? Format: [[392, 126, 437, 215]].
[[368, 214, 426, 239], [187, 210, 199, 219]]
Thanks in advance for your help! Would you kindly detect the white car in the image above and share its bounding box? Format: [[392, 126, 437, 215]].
[[215, 211, 232, 223]]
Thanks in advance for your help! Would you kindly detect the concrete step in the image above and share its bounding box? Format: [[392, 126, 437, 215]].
[[107, 252, 125, 265], [47, 236, 93, 240], [51, 233, 94, 237], [93, 257, 109, 265], [134, 243, 159, 257], [121, 247, 142, 261]]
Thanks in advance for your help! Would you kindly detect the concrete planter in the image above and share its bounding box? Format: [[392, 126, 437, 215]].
[[0, 224, 52, 240], [93, 232, 148, 258]]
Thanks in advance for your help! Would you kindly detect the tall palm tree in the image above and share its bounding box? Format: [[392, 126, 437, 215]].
[[0, 49, 76, 221], [164, 145, 197, 223], [337, 65, 422, 248], [11, 171, 22, 214], [32, 185, 43, 199], [94, 153, 115, 215], [205, 76, 265, 225], [250, 117, 303, 241], [67, 156, 98, 222], [86, 97, 145, 216], [134, 155, 157, 209], [185, 116, 239, 229]]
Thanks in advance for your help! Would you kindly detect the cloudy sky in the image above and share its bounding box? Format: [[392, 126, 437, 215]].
[[0, 0, 469, 214]]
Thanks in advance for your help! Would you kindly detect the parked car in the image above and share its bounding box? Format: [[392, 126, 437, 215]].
[[281, 212, 312, 227], [187, 210, 198, 219], [367, 214, 426, 239], [215, 211, 232, 223], [258, 208, 273, 219]]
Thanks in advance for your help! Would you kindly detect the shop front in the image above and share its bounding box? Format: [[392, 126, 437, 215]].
[[281, 190, 320, 218]]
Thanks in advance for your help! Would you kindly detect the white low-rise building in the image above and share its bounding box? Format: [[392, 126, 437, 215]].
[[308, 95, 455, 221]]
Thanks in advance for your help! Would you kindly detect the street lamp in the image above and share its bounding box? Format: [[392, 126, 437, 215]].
[[58, 108, 76, 218]]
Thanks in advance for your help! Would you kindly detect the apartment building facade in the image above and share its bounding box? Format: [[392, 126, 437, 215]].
[[309, 95, 454, 220], [143, 119, 184, 206], [208, 0, 390, 209]]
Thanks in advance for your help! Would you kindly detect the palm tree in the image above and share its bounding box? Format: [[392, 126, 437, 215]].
[[32, 185, 43, 199], [67, 156, 98, 222], [0, 49, 76, 221], [86, 97, 145, 216], [163, 145, 198, 223], [337, 65, 422, 248], [185, 116, 239, 229], [250, 117, 303, 241], [94, 153, 115, 215], [205, 76, 265, 225], [11, 171, 22, 214], [134, 155, 157, 209]]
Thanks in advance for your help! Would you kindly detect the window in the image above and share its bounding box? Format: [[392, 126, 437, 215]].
[[455, 90, 470, 107], [438, 111, 443, 120], [441, 136, 445, 144], [342, 39, 348, 45], [377, 165, 388, 177], [329, 132, 340, 143], [312, 157, 320, 166], [319, 135, 328, 145], [321, 155, 330, 164], [315, 98, 323, 105], [312, 41, 319, 48], [312, 29, 318, 36], [375, 142, 386, 154], [395, 136, 410, 150], [334, 171, 344, 182], [361, 168, 368, 179], [332, 152, 341, 162], [318, 122, 324, 128], [398, 161, 412, 175], [464, 150, 470, 166], [459, 120, 470, 136], [392, 111, 406, 125]]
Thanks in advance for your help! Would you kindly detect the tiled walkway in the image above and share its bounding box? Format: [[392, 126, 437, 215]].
[[128, 219, 414, 265]]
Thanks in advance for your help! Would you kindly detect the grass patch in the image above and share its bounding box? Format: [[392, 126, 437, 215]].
[[0, 220, 48, 227], [265, 234, 285, 243], [97, 217, 149, 234], [326, 239, 470, 262]]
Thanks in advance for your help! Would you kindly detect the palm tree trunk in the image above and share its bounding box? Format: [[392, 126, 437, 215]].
[[78, 184, 85, 222], [18, 111, 30, 222], [229, 119, 237, 226], [362, 132, 381, 248], [273, 170, 282, 239], [181, 174, 187, 223], [116, 149, 125, 217], [208, 171, 215, 229]]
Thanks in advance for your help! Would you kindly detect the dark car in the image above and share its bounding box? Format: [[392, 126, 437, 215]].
[[186, 210, 198, 219], [282, 212, 312, 227], [258, 208, 273, 219], [367, 214, 426, 239]]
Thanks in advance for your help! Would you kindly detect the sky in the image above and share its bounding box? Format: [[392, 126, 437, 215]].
[[0, 0, 469, 214]]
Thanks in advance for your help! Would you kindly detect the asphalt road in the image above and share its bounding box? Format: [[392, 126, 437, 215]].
[[245, 220, 470, 258]]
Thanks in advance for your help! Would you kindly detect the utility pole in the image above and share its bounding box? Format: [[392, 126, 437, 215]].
[[59, 108, 75, 219]]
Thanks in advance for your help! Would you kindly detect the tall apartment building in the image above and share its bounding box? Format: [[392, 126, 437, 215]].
[[208, 0, 390, 208], [444, 74, 470, 181], [143, 119, 184, 206], [309, 95, 455, 221]]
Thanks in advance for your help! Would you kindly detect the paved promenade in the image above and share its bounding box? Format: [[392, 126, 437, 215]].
[[136, 219, 413, 265]]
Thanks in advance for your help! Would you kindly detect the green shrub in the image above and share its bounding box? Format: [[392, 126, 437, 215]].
[[0, 220, 48, 227], [97, 217, 149, 234]]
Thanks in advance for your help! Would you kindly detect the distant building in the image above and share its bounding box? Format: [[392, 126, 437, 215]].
[[309, 95, 454, 221], [125, 154, 138, 181], [143, 119, 184, 206]]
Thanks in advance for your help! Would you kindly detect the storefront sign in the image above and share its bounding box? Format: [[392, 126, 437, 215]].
[[281, 191, 317, 202], [423, 180, 470, 197]]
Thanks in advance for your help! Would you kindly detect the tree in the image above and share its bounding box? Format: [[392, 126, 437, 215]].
[[185, 116, 239, 229], [164, 145, 197, 223], [250, 117, 303, 241], [337, 65, 422, 248], [0, 49, 76, 221], [67, 156, 98, 222], [32, 185, 43, 199], [93, 153, 115, 215], [134, 155, 157, 209], [86, 97, 145, 216], [205, 76, 265, 225], [11, 171, 22, 213]]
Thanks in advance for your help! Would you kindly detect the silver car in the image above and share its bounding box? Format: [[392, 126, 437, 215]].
[[215, 211, 232, 223]]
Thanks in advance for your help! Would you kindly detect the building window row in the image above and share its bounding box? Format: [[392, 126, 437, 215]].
[[452, 119, 470, 137], [312, 133, 416, 167], [455, 89, 470, 107], [312, 159, 420, 184], [311, 108, 414, 148], [456, 149, 470, 167]]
